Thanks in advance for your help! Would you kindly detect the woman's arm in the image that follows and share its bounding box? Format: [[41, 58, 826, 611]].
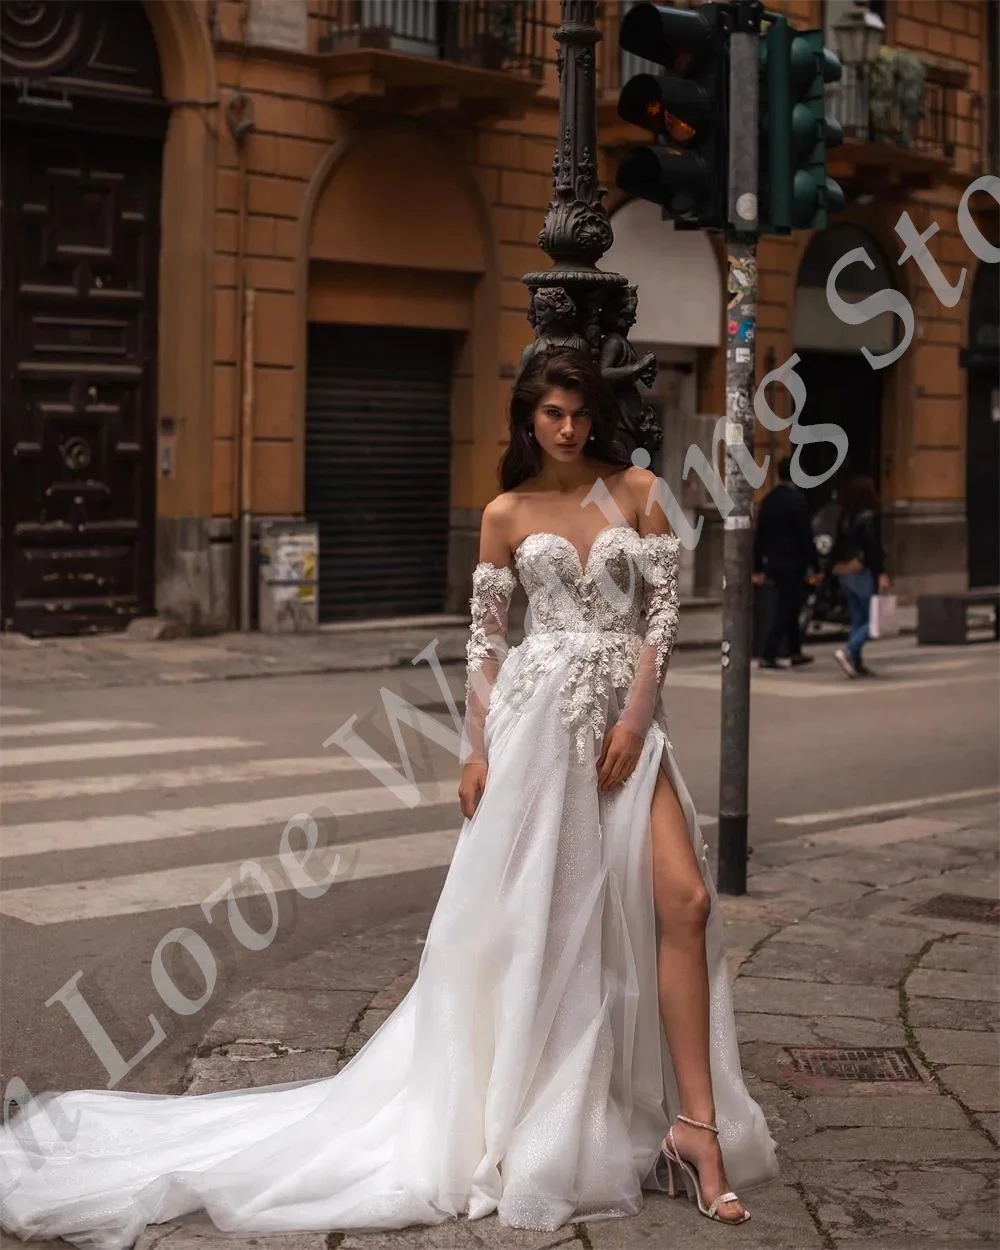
[[617, 468, 680, 739], [461, 498, 516, 768]]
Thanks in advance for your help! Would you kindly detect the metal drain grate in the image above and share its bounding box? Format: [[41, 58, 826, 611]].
[[786, 1046, 923, 1082], [907, 894, 999, 925]]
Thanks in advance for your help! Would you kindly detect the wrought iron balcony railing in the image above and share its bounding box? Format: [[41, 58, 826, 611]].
[[311, 0, 551, 79], [828, 57, 970, 163]]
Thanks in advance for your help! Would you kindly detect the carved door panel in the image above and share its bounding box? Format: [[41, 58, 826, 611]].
[[1, 125, 160, 635]]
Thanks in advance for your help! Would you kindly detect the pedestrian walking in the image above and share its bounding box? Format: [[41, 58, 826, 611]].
[[830, 474, 891, 678], [752, 456, 818, 669]]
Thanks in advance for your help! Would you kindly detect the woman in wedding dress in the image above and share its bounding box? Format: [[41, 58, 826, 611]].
[[0, 350, 777, 1249]]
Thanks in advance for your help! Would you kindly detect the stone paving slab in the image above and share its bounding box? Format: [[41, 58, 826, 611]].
[[807, 1159, 999, 1245], [921, 934, 999, 972], [937, 1065, 1000, 1113], [787, 1127, 996, 1162], [733, 976, 899, 1021], [802, 1093, 971, 1129], [916, 1028, 1000, 1066], [336, 1224, 580, 1250], [908, 996, 999, 1032], [908, 968, 1000, 1004]]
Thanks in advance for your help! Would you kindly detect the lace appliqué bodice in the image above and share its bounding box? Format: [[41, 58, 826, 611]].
[[464, 527, 680, 765]]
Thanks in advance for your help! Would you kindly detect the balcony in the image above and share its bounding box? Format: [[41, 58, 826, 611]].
[[827, 51, 974, 191], [309, 1, 553, 117]]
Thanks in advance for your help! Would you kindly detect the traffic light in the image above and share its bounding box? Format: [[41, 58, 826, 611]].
[[759, 14, 845, 233], [616, 2, 728, 231]]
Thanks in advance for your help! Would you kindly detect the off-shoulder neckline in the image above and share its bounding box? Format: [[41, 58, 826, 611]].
[[512, 526, 676, 578], [473, 528, 677, 580]]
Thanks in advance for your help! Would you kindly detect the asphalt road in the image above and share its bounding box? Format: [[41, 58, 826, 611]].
[[2, 633, 997, 1105]]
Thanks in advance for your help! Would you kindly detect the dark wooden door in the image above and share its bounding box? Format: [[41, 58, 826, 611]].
[[1, 124, 161, 635]]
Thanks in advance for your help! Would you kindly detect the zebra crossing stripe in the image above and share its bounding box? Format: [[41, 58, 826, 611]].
[[0, 719, 153, 739], [0, 755, 379, 804], [0, 828, 462, 924], [0, 784, 460, 858], [1, 736, 257, 769]]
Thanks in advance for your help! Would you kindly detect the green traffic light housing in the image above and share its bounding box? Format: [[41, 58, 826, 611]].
[[758, 15, 845, 234]]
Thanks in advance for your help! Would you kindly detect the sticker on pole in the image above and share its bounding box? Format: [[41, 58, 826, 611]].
[[735, 347, 751, 363], [724, 515, 752, 530], [725, 421, 744, 445], [736, 192, 757, 221]]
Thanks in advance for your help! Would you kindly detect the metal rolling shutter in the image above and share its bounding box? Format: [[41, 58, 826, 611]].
[[305, 324, 454, 622]]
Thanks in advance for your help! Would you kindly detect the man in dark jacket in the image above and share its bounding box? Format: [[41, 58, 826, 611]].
[[752, 457, 817, 669]]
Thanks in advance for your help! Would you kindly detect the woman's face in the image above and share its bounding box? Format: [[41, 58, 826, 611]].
[[531, 387, 592, 462]]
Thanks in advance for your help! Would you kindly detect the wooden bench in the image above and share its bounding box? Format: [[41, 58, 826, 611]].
[[917, 588, 1000, 645]]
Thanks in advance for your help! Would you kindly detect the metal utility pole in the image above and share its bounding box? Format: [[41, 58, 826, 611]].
[[717, 1, 761, 896]]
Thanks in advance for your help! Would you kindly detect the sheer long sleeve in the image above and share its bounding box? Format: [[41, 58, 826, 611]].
[[616, 534, 680, 740], [461, 562, 517, 765]]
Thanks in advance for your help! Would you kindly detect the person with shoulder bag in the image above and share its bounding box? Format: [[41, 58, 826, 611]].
[[830, 475, 891, 678]]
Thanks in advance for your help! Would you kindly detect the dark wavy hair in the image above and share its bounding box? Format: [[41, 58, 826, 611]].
[[840, 474, 879, 520], [498, 350, 628, 492]]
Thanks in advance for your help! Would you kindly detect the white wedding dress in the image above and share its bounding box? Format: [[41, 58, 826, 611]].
[[0, 525, 778, 1250]]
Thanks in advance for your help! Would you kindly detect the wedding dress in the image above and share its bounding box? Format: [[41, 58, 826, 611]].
[[0, 524, 778, 1250]]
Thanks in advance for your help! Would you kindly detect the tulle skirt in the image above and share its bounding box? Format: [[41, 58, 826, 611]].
[[0, 648, 778, 1250]]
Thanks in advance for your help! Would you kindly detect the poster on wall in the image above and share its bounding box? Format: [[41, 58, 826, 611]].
[[247, 0, 308, 51]]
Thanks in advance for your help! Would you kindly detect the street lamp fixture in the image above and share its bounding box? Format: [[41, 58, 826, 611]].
[[832, 2, 886, 71], [831, 2, 885, 140]]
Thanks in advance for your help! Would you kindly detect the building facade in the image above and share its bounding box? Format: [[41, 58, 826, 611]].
[[0, 0, 996, 636]]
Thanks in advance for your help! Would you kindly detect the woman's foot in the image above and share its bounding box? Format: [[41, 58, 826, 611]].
[[834, 647, 858, 678], [668, 1116, 748, 1223]]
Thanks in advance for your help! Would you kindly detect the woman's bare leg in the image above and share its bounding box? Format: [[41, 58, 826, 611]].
[[648, 768, 746, 1221]]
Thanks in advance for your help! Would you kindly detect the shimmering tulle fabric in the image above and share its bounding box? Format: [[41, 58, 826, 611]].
[[0, 528, 778, 1250]]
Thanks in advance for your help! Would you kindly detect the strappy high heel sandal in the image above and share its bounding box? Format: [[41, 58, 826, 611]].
[[662, 1113, 751, 1225]]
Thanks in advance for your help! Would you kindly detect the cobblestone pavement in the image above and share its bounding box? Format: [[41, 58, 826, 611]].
[[7, 798, 984, 1250]]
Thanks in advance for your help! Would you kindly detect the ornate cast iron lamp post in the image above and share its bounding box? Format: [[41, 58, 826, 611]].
[[520, 0, 662, 458]]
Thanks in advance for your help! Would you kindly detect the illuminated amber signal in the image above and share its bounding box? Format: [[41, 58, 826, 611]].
[[664, 112, 695, 142], [643, 98, 696, 144]]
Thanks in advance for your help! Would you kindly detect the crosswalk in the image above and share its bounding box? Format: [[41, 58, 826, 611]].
[[0, 706, 464, 927]]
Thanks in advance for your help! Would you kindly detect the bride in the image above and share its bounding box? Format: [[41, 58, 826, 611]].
[[0, 349, 777, 1249]]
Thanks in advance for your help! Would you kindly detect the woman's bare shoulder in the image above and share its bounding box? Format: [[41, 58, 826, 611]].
[[622, 463, 657, 493], [482, 491, 521, 522], [623, 464, 673, 537]]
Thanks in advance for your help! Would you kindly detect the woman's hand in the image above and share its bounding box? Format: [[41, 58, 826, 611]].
[[458, 762, 488, 820], [878, 573, 891, 592], [597, 723, 643, 792]]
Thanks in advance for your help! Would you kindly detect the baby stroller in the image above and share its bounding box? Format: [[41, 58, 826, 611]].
[[800, 500, 850, 636]]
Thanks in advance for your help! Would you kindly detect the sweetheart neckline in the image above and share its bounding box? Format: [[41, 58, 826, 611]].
[[513, 524, 638, 575]]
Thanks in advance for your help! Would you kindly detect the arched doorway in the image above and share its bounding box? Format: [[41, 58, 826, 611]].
[[302, 124, 493, 623], [1, 0, 167, 635], [963, 262, 999, 587], [605, 200, 723, 597], [793, 224, 899, 511]]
